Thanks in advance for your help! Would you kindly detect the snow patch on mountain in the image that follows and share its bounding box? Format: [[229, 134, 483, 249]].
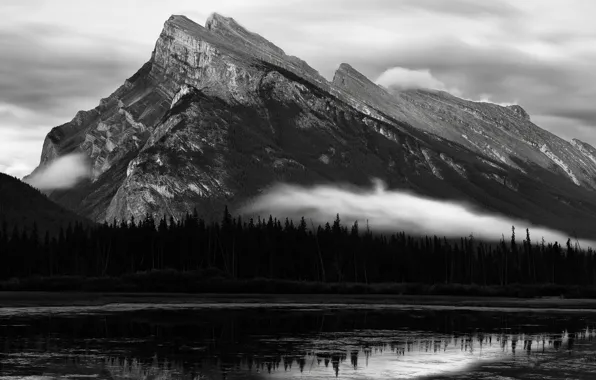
[[482, 172, 518, 192], [479, 157, 503, 171], [421, 148, 443, 179], [571, 139, 596, 166], [540, 144, 580, 186], [440, 153, 467, 178], [188, 183, 205, 196], [319, 154, 330, 164], [150, 184, 174, 198], [126, 158, 139, 178], [171, 85, 195, 108]]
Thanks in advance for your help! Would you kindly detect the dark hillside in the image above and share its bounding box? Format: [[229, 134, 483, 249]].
[[0, 172, 90, 235]]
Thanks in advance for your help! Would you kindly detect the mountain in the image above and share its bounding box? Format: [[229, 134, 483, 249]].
[[0, 172, 89, 235], [32, 13, 596, 239]]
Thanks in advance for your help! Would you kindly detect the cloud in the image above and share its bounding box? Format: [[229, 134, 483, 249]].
[[375, 67, 453, 92], [2, 0, 596, 177], [394, 0, 520, 18], [0, 161, 33, 179], [242, 179, 596, 248], [0, 14, 147, 177], [24, 153, 91, 191], [0, 26, 144, 116], [0, 117, 51, 178]]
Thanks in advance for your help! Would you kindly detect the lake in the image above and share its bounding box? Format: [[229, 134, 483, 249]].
[[1, 303, 596, 379]]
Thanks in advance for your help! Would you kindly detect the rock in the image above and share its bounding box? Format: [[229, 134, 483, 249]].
[[571, 138, 596, 166], [507, 105, 531, 121]]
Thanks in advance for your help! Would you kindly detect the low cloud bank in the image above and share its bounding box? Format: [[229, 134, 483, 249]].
[[242, 179, 596, 248], [376, 67, 450, 91], [24, 153, 91, 191]]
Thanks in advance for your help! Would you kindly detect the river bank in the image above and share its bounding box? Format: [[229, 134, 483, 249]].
[[1, 291, 596, 311]]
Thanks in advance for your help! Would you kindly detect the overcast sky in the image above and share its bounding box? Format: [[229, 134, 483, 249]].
[[1, 0, 596, 178]]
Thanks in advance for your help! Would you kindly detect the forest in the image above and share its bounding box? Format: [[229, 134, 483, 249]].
[[1, 205, 596, 294]]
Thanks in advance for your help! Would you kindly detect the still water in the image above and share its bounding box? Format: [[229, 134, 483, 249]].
[[1, 303, 596, 379]]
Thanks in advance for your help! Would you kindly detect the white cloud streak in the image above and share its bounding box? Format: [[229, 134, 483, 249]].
[[24, 153, 91, 191], [242, 179, 596, 248], [375, 67, 450, 91]]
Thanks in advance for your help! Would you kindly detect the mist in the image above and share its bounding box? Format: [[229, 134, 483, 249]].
[[24, 153, 91, 191], [242, 178, 596, 249]]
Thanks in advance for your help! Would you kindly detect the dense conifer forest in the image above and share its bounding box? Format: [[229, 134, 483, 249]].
[[1, 205, 595, 290]]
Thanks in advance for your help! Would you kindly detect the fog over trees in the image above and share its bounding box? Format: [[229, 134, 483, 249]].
[[1, 206, 594, 287]]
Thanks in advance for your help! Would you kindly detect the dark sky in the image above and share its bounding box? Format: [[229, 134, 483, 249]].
[[2, 0, 595, 177]]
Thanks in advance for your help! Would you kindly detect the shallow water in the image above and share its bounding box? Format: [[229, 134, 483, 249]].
[[1, 303, 596, 379]]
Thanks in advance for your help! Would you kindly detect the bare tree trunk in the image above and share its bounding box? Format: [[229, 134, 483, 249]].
[[310, 220, 326, 283], [445, 249, 449, 284], [505, 250, 508, 286], [470, 246, 474, 285], [49, 247, 53, 277], [151, 239, 155, 270], [353, 248, 358, 283], [216, 233, 230, 275], [450, 255, 454, 284], [232, 237, 236, 279], [102, 240, 112, 277]]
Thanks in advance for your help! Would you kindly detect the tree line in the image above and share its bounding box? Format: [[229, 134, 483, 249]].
[[0, 206, 595, 286]]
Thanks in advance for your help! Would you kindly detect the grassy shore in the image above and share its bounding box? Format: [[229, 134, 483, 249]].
[[1, 269, 596, 302], [2, 292, 596, 310]]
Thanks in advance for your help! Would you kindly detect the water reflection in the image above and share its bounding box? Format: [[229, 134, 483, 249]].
[[1, 307, 596, 379]]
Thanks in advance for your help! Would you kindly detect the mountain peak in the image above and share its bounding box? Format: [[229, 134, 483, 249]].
[[332, 62, 393, 104], [162, 13, 325, 88], [161, 14, 229, 51], [506, 104, 531, 121], [165, 14, 206, 32], [572, 138, 596, 152], [333, 63, 367, 84], [205, 12, 230, 23], [205, 12, 287, 58], [337, 62, 356, 72]]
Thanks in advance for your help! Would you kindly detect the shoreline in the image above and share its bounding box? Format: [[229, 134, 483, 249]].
[[1, 292, 596, 310]]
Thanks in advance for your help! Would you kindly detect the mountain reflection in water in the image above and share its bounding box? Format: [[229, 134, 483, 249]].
[[1, 306, 596, 379]]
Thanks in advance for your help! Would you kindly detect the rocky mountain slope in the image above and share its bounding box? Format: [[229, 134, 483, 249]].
[[0, 173, 89, 235], [34, 13, 596, 239]]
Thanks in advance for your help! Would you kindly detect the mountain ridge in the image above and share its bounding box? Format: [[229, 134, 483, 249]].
[[31, 12, 596, 239]]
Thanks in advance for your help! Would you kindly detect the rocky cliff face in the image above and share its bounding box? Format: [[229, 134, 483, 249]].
[[33, 13, 596, 239]]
